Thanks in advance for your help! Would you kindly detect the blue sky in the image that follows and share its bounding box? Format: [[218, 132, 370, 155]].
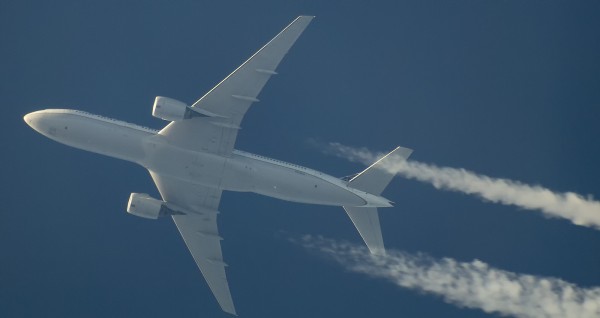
[[3, 1, 600, 317]]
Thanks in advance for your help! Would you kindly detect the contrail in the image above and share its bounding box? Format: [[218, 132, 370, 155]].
[[300, 235, 600, 318], [327, 142, 600, 230]]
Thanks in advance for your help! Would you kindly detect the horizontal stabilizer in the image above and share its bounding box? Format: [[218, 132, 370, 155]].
[[348, 146, 412, 195], [343, 206, 385, 255]]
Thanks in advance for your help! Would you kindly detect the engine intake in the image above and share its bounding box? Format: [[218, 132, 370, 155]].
[[127, 193, 183, 219], [152, 96, 196, 121]]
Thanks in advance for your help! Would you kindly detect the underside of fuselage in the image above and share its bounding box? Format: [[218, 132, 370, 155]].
[[23, 109, 391, 208]]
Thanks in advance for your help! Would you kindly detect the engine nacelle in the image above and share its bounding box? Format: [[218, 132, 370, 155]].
[[127, 193, 166, 219], [152, 96, 195, 121]]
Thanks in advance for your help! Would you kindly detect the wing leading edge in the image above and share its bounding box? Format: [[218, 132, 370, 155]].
[[190, 15, 315, 125], [158, 16, 314, 155]]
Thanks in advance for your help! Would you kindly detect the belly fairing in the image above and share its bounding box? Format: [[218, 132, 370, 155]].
[[141, 136, 228, 188]]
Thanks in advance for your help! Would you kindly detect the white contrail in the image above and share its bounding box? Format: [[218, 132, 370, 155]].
[[300, 235, 600, 318], [327, 142, 600, 230]]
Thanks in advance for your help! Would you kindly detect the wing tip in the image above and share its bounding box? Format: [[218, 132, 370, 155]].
[[223, 307, 238, 316]]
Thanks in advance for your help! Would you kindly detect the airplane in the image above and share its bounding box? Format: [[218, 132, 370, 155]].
[[23, 16, 412, 315]]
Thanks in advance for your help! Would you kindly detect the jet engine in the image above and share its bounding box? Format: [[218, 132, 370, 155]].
[[152, 96, 197, 121], [126, 193, 182, 219]]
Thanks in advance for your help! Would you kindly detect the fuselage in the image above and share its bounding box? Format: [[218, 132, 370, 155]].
[[24, 109, 392, 208]]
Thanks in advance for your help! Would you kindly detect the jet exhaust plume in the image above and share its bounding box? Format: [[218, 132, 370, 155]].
[[327, 142, 600, 230], [299, 235, 600, 318]]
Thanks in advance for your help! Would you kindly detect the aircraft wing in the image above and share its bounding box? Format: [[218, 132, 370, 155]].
[[158, 16, 314, 155], [148, 171, 236, 315]]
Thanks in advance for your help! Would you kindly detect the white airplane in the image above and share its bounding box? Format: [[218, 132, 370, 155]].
[[24, 16, 412, 315]]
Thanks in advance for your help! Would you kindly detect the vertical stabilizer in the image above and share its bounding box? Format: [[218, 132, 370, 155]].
[[348, 146, 412, 195]]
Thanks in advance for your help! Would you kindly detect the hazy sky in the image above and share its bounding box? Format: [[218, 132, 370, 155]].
[[3, 1, 600, 317]]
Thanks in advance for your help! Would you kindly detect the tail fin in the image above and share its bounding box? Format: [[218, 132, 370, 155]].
[[348, 146, 413, 195], [343, 146, 413, 255]]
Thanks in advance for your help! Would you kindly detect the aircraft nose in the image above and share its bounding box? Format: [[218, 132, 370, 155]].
[[24, 110, 47, 133], [23, 111, 40, 130]]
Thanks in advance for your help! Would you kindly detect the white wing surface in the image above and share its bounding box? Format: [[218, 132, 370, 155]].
[[149, 172, 236, 315], [158, 16, 314, 155]]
